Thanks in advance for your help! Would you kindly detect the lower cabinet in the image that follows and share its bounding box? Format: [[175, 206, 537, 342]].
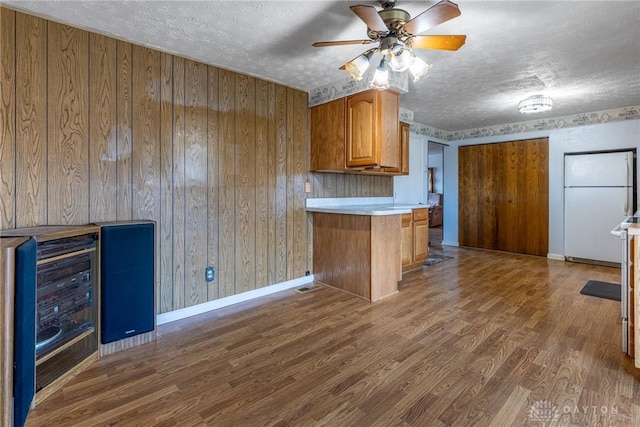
[[313, 212, 401, 301], [413, 208, 429, 263], [1, 222, 156, 424], [5, 226, 102, 408], [402, 208, 430, 271], [401, 214, 413, 268]]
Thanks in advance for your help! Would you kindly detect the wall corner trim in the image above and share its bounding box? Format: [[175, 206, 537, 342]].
[[156, 275, 314, 325]]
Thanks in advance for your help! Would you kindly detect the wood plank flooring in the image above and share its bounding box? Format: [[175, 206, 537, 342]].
[[26, 247, 640, 426]]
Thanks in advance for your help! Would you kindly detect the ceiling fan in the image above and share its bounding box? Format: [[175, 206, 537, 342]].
[[312, 0, 466, 89]]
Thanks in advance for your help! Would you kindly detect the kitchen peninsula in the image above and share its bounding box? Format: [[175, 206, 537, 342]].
[[306, 198, 425, 301]]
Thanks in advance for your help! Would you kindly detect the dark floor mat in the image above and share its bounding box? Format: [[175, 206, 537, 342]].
[[423, 254, 453, 266], [580, 280, 621, 301]]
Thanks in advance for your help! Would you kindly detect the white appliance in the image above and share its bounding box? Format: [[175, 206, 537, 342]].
[[611, 215, 639, 357], [564, 151, 635, 264]]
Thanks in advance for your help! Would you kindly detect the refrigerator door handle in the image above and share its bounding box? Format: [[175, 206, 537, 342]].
[[625, 155, 630, 214], [626, 152, 630, 183], [626, 186, 634, 216], [625, 195, 629, 215], [624, 152, 635, 215]]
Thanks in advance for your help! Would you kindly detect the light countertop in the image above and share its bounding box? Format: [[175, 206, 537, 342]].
[[626, 223, 640, 235], [305, 197, 427, 216]]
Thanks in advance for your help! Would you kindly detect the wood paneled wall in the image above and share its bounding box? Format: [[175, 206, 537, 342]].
[[0, 8, 392, 313], [310, 173, 393, 198], [458, 138, 549, 257]]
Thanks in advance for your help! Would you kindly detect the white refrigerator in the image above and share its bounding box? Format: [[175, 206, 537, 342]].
[[564, 151, 635, 264]]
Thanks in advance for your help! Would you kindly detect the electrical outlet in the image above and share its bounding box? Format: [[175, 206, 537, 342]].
[[205, 266, 215, 282], [304, 182, 311, 193]]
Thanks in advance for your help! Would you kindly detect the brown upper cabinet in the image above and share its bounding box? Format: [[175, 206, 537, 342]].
[[384, 121, 410, 175], [310, 97, 346, 171], [310, 89, 405, 175], [400, 121, 410, 175], [346, 90, 399, 168]]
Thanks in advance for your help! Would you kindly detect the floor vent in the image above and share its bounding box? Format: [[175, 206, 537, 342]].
[[295, 285, 318, 294]]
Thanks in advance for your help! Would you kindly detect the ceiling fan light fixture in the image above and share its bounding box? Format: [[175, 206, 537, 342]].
[[344, 50, 375, 81], [409, 56, 432, 82], [390, 42, 404, 55], [518, 95, 553, 114], [313, 1, 467, 91], [370, 57, 391, 90], [389, 48, 414, 72]]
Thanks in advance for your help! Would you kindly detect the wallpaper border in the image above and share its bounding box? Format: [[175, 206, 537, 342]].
[[308, 76, 639, 142]]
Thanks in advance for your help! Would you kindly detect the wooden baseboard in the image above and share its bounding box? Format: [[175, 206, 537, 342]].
[[402, 260, 425, 273], [313, 280, 370, 302]]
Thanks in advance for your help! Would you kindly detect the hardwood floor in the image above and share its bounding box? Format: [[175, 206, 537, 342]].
[[429, 225, 443, 252], [26, 247, 640, 426]]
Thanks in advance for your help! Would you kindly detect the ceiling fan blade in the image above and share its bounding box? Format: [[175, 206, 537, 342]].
[[350, 5, 389, 34], [409, 35, 466, 51], [401, 0, 462, 36], [312, 40, 374, 47]]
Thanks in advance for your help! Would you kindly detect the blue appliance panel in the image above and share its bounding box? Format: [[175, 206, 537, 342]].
[[14, 237, 36, 427]]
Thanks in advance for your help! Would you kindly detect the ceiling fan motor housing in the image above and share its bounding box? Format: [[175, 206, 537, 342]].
[[367, 8, 410, 39]]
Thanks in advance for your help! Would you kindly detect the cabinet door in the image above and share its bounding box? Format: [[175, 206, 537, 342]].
[[384, 121, 409, 174], [400, 121, 410, 175], [346, 90, 378, 168], [310, 98, 346, 171], [379, 90, 400, 168], [401, 213, 413, 267], [14, 238, 36, 427], [346, 90, 400, 169], [413, 209, 429, 262]]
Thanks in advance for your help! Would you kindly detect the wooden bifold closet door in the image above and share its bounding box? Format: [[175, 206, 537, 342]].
[[458, 138, 549, 257]]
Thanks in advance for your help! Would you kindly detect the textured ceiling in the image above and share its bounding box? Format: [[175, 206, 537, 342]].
[[5, 0, 640, 132]]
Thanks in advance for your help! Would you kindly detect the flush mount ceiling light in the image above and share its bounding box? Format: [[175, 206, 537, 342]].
[[312, 0, 466, 90], [518, 95, 553, 114]]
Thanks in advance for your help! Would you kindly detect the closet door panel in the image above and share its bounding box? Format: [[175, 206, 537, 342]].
[[459, 138, 548, 256]]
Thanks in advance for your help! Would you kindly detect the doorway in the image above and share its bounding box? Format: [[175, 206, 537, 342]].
[[428, 141, 446, 249]]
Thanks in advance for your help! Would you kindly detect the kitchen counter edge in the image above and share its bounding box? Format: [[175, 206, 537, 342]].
[[305, 204, 425, 216]]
